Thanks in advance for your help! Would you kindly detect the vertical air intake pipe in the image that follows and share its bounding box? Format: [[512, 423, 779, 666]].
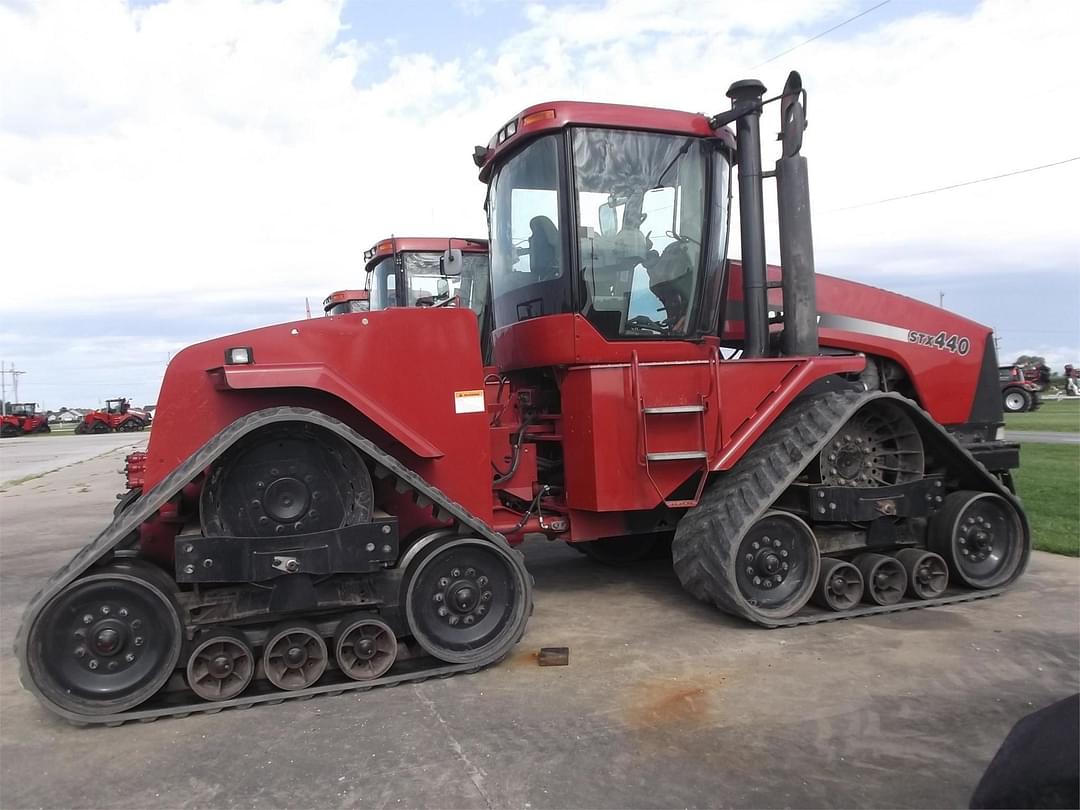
[[726, 79, 769, 359], [775, 72, 819, 356]]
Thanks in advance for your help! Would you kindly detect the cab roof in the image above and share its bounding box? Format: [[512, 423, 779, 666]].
[[476, 100, 735, 182], [323, 289, 369, 310], [363, 237, 488, 272]]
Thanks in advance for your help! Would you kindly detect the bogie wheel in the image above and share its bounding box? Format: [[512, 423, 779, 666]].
[[37, 423, 51, 433], [1002, 388, 1031, 414], [575, 532, 663, 565], [262, 622, 327, 691], [405, 537, 531, 665], [817, 400, 924, 487], [733, 511, 820, 620], [334, 615, 397, 681], [813, 557, 863, 611], [186, 629, 255, 701], [25, 562, 183, 716], [895, 548, 949, 599], [0, 423, 18, 438], [74, 422, 89, 435], [853, 553, 906, 605], [91, 421, 111, 434], [200, 423, 373, 538], [930, 491, 1027, 589]]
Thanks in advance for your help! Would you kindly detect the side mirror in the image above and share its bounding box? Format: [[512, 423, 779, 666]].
[[598, 203, 618, 236], [441, 248, 463, 276]]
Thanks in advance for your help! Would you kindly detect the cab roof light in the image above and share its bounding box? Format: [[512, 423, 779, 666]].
[[520, 109, 555, 128]]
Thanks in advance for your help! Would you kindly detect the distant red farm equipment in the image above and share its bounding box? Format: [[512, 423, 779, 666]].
[[74, 398, 151, 434], [0, 403, 50, 438]]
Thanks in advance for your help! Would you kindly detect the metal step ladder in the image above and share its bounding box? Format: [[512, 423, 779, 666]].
[[631, 353, 711, 509]]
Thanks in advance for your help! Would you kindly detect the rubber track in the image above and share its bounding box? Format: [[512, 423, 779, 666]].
[[672, 389, 1030, 627], [15, 407, 526, 725]]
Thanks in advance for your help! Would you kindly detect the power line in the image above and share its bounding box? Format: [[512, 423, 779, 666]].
[[831, 156, 1080, 212], [751, 0, 891, 69]]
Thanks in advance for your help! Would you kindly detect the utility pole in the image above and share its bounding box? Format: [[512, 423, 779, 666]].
[[938, 291, 944, 308], [1, 360, 5, 415], [1, 361, 26, 414]]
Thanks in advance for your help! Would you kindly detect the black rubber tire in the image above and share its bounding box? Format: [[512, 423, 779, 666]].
[[0, 423, 19, 438], [930, 491, 1026, 589], [36, 423, 51, 434], [404, 536, 531, 665], [1002, 387, 1031, 413], [113, 488, 141, 518], [74, 422, 89, 435], [853, 553, 906, 606], [25, 562, 183, 716], [894, 548, 949, 599], [91, 421, 111, 434]]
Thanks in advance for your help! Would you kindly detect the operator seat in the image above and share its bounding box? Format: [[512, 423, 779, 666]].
[[529, 216, 561, 280]]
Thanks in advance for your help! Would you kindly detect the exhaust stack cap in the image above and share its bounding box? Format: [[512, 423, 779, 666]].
[[726, 79, 766, 104]]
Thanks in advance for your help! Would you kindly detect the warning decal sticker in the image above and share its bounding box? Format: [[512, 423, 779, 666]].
[[454, 390, 485, 414]]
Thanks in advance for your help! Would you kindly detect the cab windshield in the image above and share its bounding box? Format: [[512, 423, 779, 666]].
[[368, 257, 397, 311], [574, 128, 710, 338], [326, 300, 369, 316], [488, 128, 729, 337], [401, 252, 490, 318]]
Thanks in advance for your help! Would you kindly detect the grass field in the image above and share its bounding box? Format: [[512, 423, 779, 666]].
[[1015, 443, 1080, 556], [1005, 397, 1080, 433]]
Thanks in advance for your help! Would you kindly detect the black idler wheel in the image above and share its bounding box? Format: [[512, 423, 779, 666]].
[[895, 548, 949, 599], [854, 553, 906, 605], [185, 629, 255, 701], [813, 557, 864, 611], [262, 622, 327, 691], [334, 615, 397, 681], [733, 511, 820, 620], [818, 400, 924, 487], [405, 537, 530, 665], [930, 491, 1026, 589], [25, 562, 182, 716], [200, 423, 373, 539]]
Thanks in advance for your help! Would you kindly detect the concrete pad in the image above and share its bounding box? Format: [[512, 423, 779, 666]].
[[1, 449, 1077, 809], [0, 432, 149, 484]]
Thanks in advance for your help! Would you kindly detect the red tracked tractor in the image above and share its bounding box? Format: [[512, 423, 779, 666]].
[[74, 398, 151, 434], [17, 72, 1029, 724], [0, 403, 50, 437]]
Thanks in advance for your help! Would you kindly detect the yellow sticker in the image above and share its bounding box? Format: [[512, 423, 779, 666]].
[[454, 390, 485, 414]]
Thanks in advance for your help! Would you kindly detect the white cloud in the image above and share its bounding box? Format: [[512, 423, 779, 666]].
[[0, 0, 1077, 403]]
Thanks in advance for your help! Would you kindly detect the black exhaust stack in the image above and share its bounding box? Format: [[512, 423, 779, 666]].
[[726, 79, 769, 359], [775, 71, 819, 356]]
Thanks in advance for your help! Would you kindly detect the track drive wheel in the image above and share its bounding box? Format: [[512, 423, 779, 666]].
[[200, 423, 373, 538], [262, 622, 328, 691], [813, 557, 864, 611], [895, 548, 949, 599], [334, 616, 397, 680], [25, 562, 182, 716], [186, 629, 255, 701], [817, 400, 924, 487], [853, 553, 905, 605], [405, 537, 531, 665], [74, 422, 89, 435], [930, 491, 1027, 589]]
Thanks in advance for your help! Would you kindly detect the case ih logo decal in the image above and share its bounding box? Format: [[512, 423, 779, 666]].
[[907, 330, 971, 356]]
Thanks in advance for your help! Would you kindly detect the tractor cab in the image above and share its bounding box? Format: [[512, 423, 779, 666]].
[[105, 398, 129, 415], [362, 237, 489, 319], [11, 402, 38, 416], [323, 289, 370, 316], [476, 103, 736, 369]]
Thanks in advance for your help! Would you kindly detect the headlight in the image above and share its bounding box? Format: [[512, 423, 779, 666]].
[[225, 347, 254, 365]]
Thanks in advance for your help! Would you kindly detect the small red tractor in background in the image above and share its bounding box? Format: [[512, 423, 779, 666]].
[[362, 237, 488, 317], [322, 289, 370, 316], [999, 366, 1042, 413], [74, 398, 151, 434], [17, 71, 1030, 725], [0, 403, 50, 437]]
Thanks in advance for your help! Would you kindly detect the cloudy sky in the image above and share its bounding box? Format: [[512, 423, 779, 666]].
[[1, 0, 1077, 409]]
